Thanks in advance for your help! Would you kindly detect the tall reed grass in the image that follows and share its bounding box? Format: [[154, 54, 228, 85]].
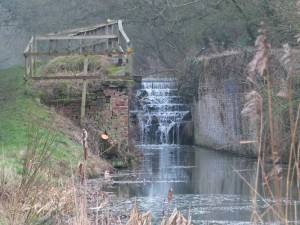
[[0, 122, 75, 224], [243, 21, 300, 224]]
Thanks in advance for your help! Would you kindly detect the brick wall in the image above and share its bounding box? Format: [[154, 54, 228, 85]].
[[46, 79, 132, 144], [88, 83, 130, 143]]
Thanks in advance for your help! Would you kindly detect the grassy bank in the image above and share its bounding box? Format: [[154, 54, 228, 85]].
[[0, 66, 83, 173], [0, 66, 97, 224]]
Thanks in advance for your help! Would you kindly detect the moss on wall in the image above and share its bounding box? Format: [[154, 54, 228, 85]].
[[190, 49, 299, 158]]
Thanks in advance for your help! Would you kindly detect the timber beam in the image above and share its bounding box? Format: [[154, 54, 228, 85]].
[[35, 35, 118, 40], [24, 51, 123, 57], [25, 75, 132, 81]]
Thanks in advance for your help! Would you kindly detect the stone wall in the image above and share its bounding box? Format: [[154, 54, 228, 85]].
[[191, 50, 298, 157], [191, 52, 254, 154]]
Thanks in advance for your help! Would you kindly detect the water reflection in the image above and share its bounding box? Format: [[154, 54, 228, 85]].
[[102, 145, 300, 224], [191, 148, 256, 195], [108, 146, 256, 197]]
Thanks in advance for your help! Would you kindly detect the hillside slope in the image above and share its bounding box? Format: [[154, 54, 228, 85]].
[[0, 66, 87, 174]]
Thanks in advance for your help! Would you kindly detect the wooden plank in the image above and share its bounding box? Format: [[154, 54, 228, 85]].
[[26, 75, 132, 81], [26, 76, 102, 80], [105, 75, 132, 80], [24, 44, 30, 54], [118, 20, 130, 44], [24, 36, 34, 54], [240, 140, 258, 144], [24, 51, 123, 57], [35, 35, 118, 40], [46, 21, 118, 36]]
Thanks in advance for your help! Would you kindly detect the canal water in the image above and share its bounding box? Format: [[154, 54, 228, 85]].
[[101, 78, 299, 224], [103, 145, 300, 224]]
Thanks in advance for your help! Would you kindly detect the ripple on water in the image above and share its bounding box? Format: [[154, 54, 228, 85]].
[[105, 194, 255, 224], [102, 145, 300, 224], [108, 194, 300, 224]]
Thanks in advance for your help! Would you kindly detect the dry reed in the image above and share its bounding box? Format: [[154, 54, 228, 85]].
[[125, 198, 192, 225], [0, 123, 77, 224], [242, 20, 300, 224]]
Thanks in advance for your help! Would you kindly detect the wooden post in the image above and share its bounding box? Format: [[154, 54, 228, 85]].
[[29, 42, 33, 77], [83, 55, 88, 75], [80, 56, 88, 125], [25, 56, 28, 78], [55, 40, 58, 53], [111, 25, 114, 50], [24, 39, 31, 79], [33, 36, 36, 76], [125, 44, 133, 76], [68, 39, 70, 53], [80, 38, 83, 53], [105, 25, 109, 51], [81, 79, 87, 125], [49, 40, 52, 60]]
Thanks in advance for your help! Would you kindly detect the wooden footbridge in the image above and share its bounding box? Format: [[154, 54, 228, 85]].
[[24, 19, 132, 80], [23, 19, 134, 125]]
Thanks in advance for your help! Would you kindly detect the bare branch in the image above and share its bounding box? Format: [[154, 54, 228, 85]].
[[215, 0, 225, 7], [172, 0, 199, 8]]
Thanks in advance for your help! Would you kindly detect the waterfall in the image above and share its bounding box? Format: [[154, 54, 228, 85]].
[[131, 78, 190, 145]]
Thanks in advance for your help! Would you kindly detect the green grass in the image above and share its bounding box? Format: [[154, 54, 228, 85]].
[[107, 64, 125, 75], [0, 65, 82, 173], [38, 55, 112, 75]]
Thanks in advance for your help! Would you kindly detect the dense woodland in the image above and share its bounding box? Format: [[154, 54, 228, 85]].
[[0, 0, 299, 71]]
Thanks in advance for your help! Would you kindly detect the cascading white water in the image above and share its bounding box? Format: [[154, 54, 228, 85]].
[[132, 78, 190, 145]]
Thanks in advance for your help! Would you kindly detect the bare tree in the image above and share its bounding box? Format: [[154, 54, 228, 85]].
[[119, 0, 300, 77]]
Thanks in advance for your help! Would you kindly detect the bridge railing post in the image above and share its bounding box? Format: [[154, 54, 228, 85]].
[[117, 20, 132, 77], [32, 36, 36, 76], [29, 41, 33, 78], [125, 44, 133, 76], [80, 56, 89, 125]]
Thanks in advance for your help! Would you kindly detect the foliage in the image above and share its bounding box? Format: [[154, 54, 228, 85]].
[[106, 64, 125, 76], [119, 0, 300, 74], [0, 0, 120, 34], [39, 55, 112, 75], [0, 66, 113, 224], [0, 122, 79, 224], [178, 58, 202, 102], [1, 0, 300, 72]]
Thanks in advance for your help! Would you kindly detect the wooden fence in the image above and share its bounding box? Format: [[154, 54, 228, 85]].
[[23, 19, 132, 80], [23, 20, 133, 125]]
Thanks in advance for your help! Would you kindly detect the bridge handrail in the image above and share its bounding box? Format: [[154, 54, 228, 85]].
[[23, 19, 132, 78], [46, 20, 118, 36], [118, 20, 130, 45], [24, 20, 130, 55]]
